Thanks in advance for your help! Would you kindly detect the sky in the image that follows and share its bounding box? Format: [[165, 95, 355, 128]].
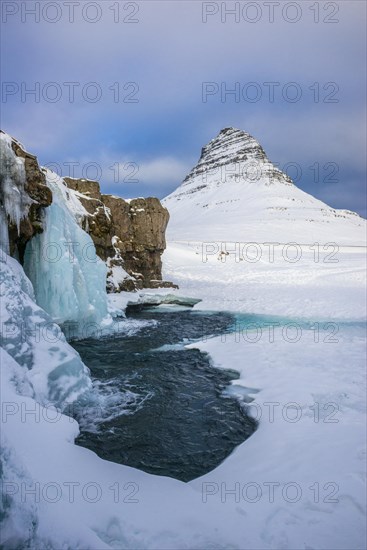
[[1, 0, 366, 216]]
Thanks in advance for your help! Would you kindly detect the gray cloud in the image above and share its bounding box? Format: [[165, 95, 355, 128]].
[[1, 0, 365, 215]]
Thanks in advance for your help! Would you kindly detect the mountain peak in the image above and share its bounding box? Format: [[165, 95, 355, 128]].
[[218, 126, 242, 135], [183, 126, 270, 185], [162, 127, 365, 245], [213, 126, 256, 144]]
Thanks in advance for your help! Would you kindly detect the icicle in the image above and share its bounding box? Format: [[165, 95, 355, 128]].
[[0, 204, 10, 254], [0, 133, 31, 234]]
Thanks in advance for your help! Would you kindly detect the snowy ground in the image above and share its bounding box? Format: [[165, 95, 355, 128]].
[[189, 324, 366, 550], [162, 241, 367, 320], [1, 240, 366, 549], [162, 240, 367, 549]]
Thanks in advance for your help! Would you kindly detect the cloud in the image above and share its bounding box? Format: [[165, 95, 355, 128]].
[[133, 157, 190, 187], [1, 0, 365, 214], [95, 155, 192, 197]]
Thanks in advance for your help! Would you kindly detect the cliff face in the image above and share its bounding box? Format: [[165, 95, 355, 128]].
[[63, 176, 114, 260], [0, 131, 52, 262], [102, 194, 169, 284], [63, 178, 173, 291]]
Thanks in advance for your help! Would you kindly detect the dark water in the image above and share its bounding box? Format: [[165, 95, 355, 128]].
[[71, 307, 256, 482]]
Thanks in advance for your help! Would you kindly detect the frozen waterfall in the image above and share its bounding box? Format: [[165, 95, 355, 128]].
[[24, 170, 110, 335]]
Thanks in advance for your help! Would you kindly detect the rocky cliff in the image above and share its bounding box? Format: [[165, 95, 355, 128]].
[[0, 131, 52, 262], [1, 132, 173, 291], [63, 177, 172, 291]]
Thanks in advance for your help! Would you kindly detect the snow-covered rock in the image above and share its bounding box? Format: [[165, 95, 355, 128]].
[[163, 127, 366, 245], [62, 177, 172, 289]]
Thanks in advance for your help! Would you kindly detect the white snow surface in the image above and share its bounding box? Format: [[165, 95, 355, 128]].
[[162, 241, 367, 320]]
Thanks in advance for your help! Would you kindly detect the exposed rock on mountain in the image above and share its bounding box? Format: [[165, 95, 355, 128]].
[[181, 127, 292, 188], [163, 127, 365, 245]]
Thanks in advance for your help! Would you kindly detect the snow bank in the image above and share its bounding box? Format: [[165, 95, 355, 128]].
[[187, 322, 366, 550], [0, 250, 92, 408], [162, 241, 367, 320], [1, 318, 366, 549]]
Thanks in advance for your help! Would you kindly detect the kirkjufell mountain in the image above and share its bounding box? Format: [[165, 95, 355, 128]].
[[163, 127, 365, 245]]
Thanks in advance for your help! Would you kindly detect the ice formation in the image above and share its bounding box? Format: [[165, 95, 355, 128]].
[[23, 170, 109, 333], [0, 133, 31, 252], [0, 204, 10, 255]]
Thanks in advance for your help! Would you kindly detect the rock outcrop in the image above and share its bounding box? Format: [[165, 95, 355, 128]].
[[63, 176, 114, 260], [63, 177, 174, 291], [102, 194, 169, 284]]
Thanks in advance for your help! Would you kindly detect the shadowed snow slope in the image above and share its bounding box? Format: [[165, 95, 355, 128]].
[[163, 127, 366, 245]]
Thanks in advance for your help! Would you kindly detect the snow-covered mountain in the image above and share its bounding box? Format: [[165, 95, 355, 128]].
[[163, 127, 366, 245]]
